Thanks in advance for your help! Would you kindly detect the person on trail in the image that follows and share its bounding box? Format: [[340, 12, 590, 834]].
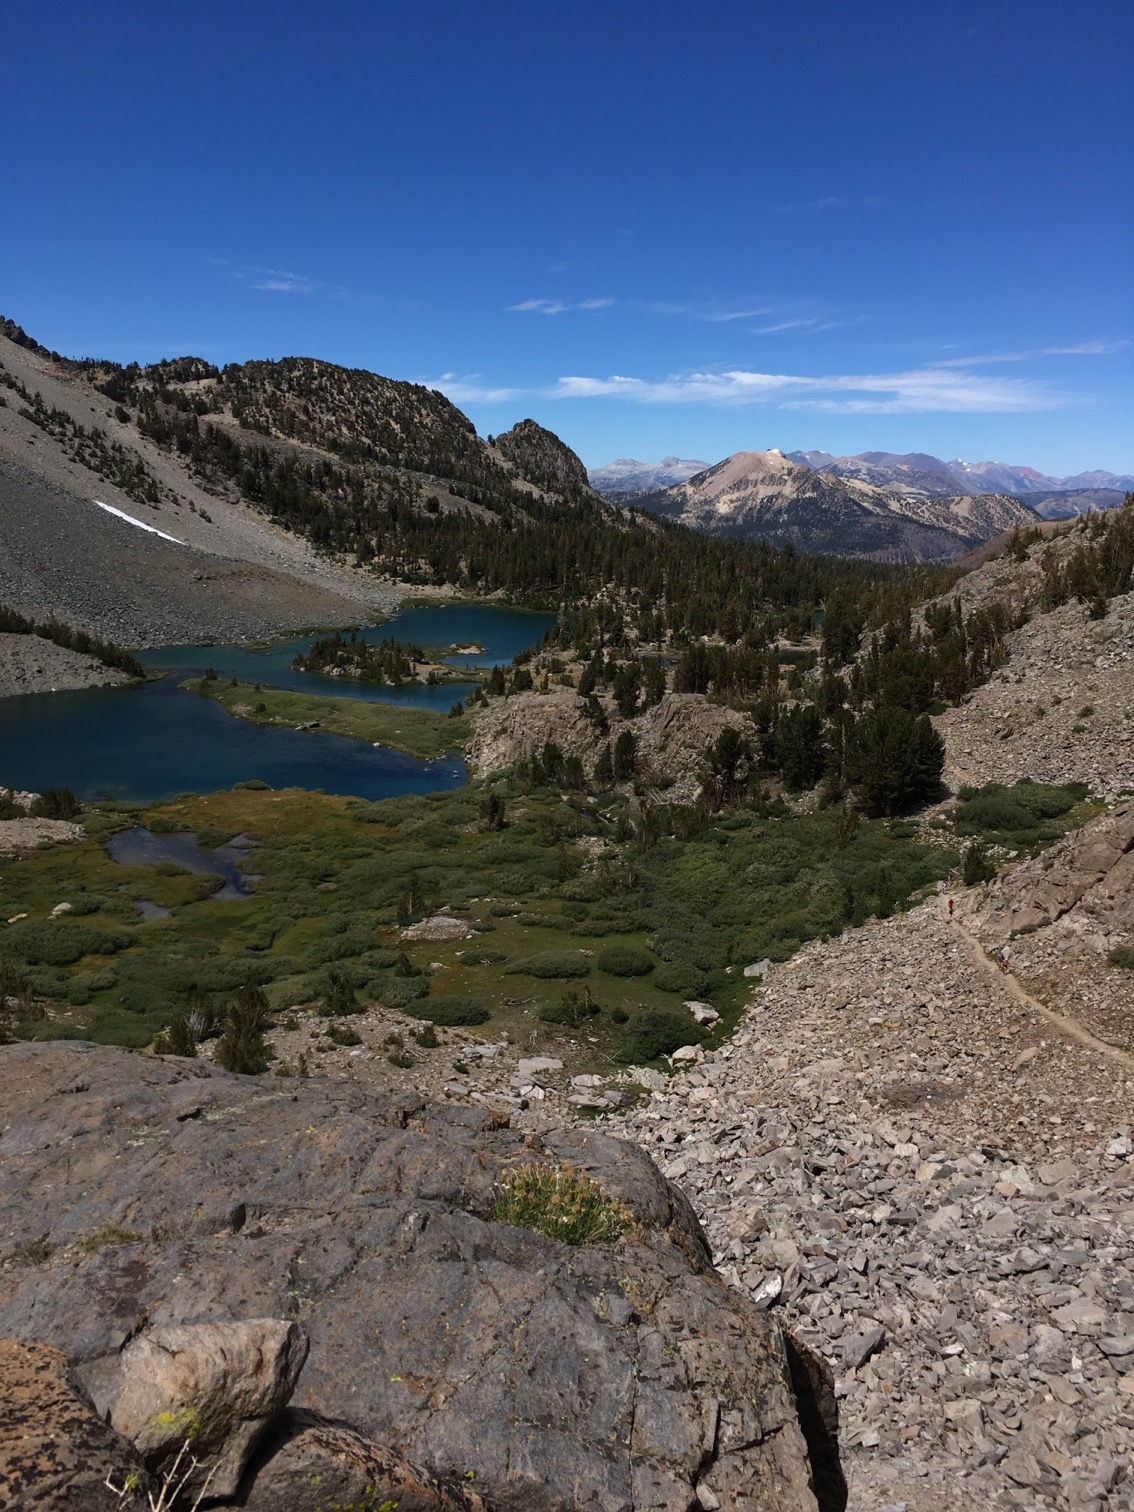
[[948, 897, 954, 920], [998, 945, 1011, 973]]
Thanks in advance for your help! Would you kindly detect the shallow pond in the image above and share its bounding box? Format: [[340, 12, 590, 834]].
[[105, 826, 256, 900]]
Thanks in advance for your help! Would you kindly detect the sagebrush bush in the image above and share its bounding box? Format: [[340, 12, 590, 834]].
[[616, 1010, 706, 1064], [403, 994, 491, 1026], [596, 945, 654, 977], [504, 950, 592, 979]]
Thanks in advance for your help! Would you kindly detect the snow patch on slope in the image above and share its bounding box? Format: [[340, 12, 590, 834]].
[[92, 499, 186, 545]]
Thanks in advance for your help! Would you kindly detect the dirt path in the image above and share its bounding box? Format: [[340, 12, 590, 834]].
[[954, 916, 1134, 1072]]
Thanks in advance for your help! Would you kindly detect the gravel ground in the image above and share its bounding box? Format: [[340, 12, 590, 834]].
[[617, 902, 1134, 1511], [935, 592, 1134, 801], [0, 633, 132, 698]]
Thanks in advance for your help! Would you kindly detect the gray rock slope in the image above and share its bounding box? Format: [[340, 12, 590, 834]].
[[0, 332, 400, 645], [0, 1042, 826, 1511]]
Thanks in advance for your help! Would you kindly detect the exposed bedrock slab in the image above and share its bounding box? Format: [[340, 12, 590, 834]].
[[0, 1042, 825, 1510]]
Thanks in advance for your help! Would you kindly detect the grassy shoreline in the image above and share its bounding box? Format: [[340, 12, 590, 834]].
[[184, 678, 473, 760]]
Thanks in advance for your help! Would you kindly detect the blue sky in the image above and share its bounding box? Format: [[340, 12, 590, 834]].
[[1, 0, 1130, 474]]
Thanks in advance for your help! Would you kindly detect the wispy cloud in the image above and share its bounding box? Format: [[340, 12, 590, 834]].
[[247, 265, 320, 295], [208, 257, 348, 298], [704, 307, 776, 323], [644, 298, 855, 330], [508, 297, 614, 314], [425, 372, 526, 403], [928, 339, 1126, 368], [775, 195, 848, 213], [430, 364, 1066, 414]]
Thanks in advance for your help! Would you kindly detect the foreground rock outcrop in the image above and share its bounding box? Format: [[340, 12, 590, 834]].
[[0, 1339, 145, 1510], [0, 1042, 826, 1510]]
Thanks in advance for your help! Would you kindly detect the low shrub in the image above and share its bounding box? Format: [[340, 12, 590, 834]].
[[0, 921, 134, 967], [153, 1014, 197, 1057], [215, 985, 272, 1074], [195, 826, 239, 850], [29, 788, 81, 820], [963, 841, 997, 885], [369, 975, 429, 1009], [320, 969, 363, 1016], [504, 950, 592, 979], [1107, 945, 1134, 970], [615, 1010, 706, 1064], [652, 962, 709, 996], [596, 945, 654, 978], [557, 876, 609, 903], [538, 989, 601, 1026], [403, 994, 491, 1026], [308, 929, 380, 965]]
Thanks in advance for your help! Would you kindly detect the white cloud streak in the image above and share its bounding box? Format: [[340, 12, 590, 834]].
[[213, 260, 350, 298], [508, 297, 614, 314], [928, 340, 1127, 368], [430, 364, 1069, 414]]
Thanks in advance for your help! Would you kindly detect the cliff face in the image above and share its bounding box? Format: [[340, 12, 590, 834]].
[[0, 1042, 828, 1511]]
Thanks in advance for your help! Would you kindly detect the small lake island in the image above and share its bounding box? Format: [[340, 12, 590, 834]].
[[290, 630, 473, 688]]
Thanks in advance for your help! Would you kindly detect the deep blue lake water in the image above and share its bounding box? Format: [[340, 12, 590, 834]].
[[139, 604, 555, 703], [0, 605, 554, 806]]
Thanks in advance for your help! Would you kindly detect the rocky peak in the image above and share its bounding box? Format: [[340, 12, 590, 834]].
[[492, 418, 594, 498]]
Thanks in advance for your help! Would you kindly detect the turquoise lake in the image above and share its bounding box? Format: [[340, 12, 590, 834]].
[[0, 605, 555, 806]]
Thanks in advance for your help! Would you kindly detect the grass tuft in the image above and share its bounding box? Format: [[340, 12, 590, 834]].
[[492, 1162, 630, 1246]]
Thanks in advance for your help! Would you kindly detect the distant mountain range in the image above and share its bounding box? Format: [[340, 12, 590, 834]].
[[586, 456, 711, 494], [619, 449, 1036, 563], [590, 449, 1134, 520]]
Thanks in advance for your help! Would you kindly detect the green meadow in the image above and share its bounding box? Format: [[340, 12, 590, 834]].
[[0, 760, 957, 1065], [184, 678, 473, 759]]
